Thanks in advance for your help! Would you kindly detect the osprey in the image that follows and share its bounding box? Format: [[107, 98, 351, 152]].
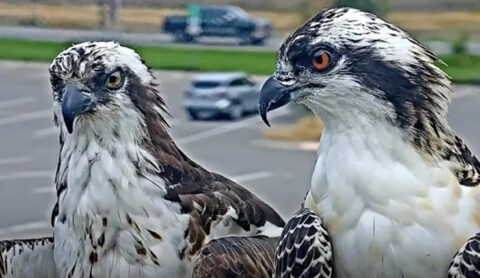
[[0, 41, 284, 278], [259, 8, 480, 278]]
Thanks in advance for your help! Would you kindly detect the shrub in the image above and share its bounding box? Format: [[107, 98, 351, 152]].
[[452, 35, 470, 56], [335, 0, 388, 16]]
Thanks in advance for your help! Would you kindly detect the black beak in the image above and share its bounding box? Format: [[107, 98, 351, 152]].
[[258, 76, 293, 126], [62, 84, 93, 133]]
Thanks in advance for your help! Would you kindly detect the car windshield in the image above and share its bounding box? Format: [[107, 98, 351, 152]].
[[231, 7, 249, 18], [192, 81, 222, 88]]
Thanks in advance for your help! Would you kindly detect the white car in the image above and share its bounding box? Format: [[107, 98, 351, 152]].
[[183, 72, 260, 120]]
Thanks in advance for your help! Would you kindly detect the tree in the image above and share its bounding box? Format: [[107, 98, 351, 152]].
[[336, 0, 388, 16], [109, 0, 122, 29], [98, 0, 122, 30], [97, 0, 107, 29], [297, 0, 335, 21]]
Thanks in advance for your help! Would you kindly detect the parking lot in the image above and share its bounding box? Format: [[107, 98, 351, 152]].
[[0, 60, 479, 239]]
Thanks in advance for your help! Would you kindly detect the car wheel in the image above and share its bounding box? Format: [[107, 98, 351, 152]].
[[249, 37, 266, 45], [238, 29, 259, 45], [228, 105, 244, 120], [175, 32, 195, 43], [250, 105, 259, 114], [187, 109, 201, 120]]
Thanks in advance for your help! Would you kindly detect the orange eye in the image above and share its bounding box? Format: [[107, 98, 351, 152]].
[[312, 51, 331, 71]]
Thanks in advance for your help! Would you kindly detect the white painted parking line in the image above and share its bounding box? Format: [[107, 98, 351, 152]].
[[0, 109, 51, 127], [0, 170, 52, 181], [452, 84, 480, 99], [156, 71, 193, 82], [177, 109, 289, 145], [0, 221, 50, 237], [232, 171, 272, 183], [0, 156, 33, 166], [34, 126, 57, 138], [0, 97, 34, 109], [452, 89, 479, 99], [0, 110, 11, 117], [170, 120, 226, 129], [33, 118, 219, 133], [161, 75, 186, 82], [33, 186, 53, 194], [167, 118, 184, 126]]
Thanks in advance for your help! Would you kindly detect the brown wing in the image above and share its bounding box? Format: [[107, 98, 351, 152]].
[[139, 90, 285, 235], [192, 236, 278, 278], [121, 83, 285, 256], [165, 172, 285, 233], [122, 78, 285, 237], [444, 135, 480, 187]]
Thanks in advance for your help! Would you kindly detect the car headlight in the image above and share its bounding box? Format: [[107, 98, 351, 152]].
[[215, 99, 231, 108]]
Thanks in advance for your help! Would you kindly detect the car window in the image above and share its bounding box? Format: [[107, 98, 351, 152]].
[[202, 8, 230, 22], [231, 7, 249, 19], [229, 78, 248, 87], [245, 77, 256, 86], [192, 81, 221, 89]]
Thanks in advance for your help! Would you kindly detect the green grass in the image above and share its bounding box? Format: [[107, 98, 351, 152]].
[[0, 39, 70, 62], [0, 38, 479, 83], [129, 44, 276, 74], [438, 55, 480, 84], [0, 38, 276, 75]]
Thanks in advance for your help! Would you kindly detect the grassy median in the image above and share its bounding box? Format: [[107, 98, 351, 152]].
[[0, 38, 479, 83]]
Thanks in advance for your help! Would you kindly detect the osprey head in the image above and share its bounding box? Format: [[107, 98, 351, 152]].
[[259, 8, 451, 129], [49, 42, 165, 135]]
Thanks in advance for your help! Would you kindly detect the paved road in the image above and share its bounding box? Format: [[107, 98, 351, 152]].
[[0, 25, 283, 51], [0, 61, 479, 239], [1, 25, 480, 54]]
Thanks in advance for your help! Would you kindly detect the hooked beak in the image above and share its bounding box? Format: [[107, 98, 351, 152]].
[[62, 84, 94, 133], [258, 76, 294, 126]]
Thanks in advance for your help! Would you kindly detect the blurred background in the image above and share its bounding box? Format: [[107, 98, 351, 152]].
[[0, 0, 479, 239]]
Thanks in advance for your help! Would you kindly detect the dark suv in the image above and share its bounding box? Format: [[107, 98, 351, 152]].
[[163, 5, 272, 45]]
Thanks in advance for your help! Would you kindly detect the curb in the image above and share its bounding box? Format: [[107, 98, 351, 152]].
[[251, 139, 318, 152]]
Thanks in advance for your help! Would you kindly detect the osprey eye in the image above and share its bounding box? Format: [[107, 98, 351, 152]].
[[106, 71, 123, 89], [312, 50, 331, 71]]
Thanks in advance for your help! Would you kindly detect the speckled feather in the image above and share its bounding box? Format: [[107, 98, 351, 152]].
[[0, 41, 284, 278], [193, 236, 278, 278], [273, 208, 333, 278], [277, 8, 479, 186], [49, 42, 284, 238], [449, 233, 480, 278], [0, 238, 55, 278], [270, 7, 480, 278]]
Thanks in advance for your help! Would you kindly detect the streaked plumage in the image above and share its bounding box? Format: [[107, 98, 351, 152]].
[[193, 236, 278, 278], [273, 208, 333, 278], [0, 237, 54, 278], [259, 7, 480, 278], [0, 41, 284, 278], [449, 233, 480, 278]]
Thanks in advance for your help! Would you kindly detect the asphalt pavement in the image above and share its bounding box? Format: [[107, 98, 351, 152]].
[[1, 25, 480, 54], [0, 61, 478, 239]]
